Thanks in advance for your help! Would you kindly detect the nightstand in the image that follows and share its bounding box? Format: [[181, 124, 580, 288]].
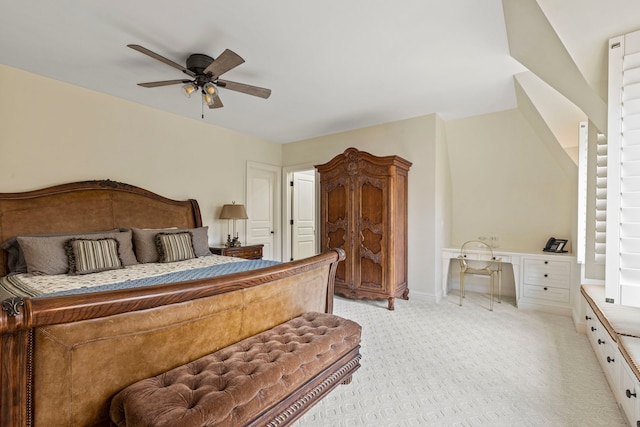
[[210, 244, 263, 260]]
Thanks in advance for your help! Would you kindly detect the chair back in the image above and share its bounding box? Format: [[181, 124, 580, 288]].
[[460, 240, 494, 270]]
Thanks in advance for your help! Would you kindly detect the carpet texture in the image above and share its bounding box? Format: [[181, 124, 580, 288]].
[[295, 292, 626, 426]]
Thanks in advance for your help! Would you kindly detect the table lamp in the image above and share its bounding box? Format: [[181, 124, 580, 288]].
[[219, 201, 248, 247]]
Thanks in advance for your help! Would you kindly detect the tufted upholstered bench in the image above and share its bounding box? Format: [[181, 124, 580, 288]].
[[109, 312, 362, 427]]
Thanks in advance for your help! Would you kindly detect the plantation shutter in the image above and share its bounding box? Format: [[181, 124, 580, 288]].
[[595, 131, 607, 265], [606, 31, 640, 305], [577, 122, 588, 264]]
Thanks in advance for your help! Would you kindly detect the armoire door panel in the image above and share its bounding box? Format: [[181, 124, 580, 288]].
[[327, 226, 348, 283], [360, 258, 384, 290], [326, 180, 348, 225], [360, 227, 382, 257], [359, 179, 384, 225], [322, 176, 352, 287]]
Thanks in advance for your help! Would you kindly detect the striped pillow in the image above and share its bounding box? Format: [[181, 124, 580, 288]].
[[155, 232, 196, 263], [65, 238, 124, 275]]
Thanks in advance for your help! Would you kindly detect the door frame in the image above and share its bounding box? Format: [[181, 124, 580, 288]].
[[282, 163, 320, 262]]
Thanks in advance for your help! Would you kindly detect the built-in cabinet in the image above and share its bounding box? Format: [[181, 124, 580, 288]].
[[584, 303, 619, 398], [315, 147, 411, 311], [520, 255, 574, 308], [442, 249, 577, 313], [582, 288, 640, 426]]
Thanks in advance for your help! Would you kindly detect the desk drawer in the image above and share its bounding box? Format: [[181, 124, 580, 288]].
[[523, 259, 571, 289], [523, 284, 570, 303]]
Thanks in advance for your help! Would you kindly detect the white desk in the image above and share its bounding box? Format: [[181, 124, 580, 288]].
[[442, 247, 577, 312]]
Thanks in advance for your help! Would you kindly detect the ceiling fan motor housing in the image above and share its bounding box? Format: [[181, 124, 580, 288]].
[[186, 54, 215, 76]]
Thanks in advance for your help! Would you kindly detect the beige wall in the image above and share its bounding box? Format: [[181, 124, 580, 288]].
[[444, 108, 576, 253], [0, 65, 281, 245], [1, 64, 576, 301]]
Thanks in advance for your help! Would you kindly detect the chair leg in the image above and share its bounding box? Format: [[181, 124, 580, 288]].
[[459, 271, 465, 306], [489, 272, 494, 311], [498, 270, 502, 303]]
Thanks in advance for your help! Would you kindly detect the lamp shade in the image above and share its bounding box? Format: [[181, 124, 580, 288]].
[[219, 203, 248, 220]]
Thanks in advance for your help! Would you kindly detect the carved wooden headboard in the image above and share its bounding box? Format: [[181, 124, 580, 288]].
[[0, 180, 202, 277]]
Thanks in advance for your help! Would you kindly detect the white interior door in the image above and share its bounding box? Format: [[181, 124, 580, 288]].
[[292, 171, 316, 260], [247, 162, 281, 261]]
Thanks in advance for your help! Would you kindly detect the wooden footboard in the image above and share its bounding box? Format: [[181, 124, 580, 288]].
[[0, 249, 344, 426]]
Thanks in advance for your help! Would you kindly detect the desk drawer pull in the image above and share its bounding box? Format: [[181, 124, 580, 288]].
[[585, 315, 592, 320], [591, 326, 596, 332], [627, 389, 637, 399], [598, 338, 605, 345], [607, 356, 615, 363]]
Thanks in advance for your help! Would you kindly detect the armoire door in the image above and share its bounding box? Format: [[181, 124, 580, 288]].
[[321, 175, 353, 288], [356, 174, 387, 294]]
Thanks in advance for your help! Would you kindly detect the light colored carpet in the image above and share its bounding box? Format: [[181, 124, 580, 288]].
[[295, 292, 627, 426]]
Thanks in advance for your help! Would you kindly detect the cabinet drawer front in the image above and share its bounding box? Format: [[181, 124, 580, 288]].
[[619, 356, 639, 423], [233, 248, 262, 259], [523, 259, 571, 288], [523, 284, 570, 303]]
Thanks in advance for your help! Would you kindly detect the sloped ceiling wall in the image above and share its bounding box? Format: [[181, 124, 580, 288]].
[[502, 0, 608, 158]]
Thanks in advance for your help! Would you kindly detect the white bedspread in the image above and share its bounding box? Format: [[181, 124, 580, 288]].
[[1, 254, 245, 298]]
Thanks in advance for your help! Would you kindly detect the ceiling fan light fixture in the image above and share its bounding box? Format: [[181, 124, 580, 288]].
[[203, 82, 217, 96], [182, 83, 198, 98], [203, 91, 216, 107]]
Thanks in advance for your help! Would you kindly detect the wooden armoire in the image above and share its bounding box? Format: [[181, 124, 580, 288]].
[[315, 147, 412, 310]]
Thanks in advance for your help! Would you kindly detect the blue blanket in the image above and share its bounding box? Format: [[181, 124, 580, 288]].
[[44, 259, 280, 298]]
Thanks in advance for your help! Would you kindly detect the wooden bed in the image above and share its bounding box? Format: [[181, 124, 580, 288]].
[[0, 180, 344, 426]]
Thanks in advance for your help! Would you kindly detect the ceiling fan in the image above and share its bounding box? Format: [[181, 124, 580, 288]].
[[127, 44, 271, 109]]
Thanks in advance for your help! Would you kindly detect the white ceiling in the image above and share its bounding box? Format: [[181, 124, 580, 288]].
[[1, 1, 639, 144]]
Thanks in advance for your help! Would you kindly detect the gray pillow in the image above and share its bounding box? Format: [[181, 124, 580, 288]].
[[132, 227, 209, 263], [1, 237, 26, 274], [17, 229, 137, 275]]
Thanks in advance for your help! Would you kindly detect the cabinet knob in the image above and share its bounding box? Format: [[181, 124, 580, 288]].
[[544, 261, 548, 264], [544, 274, 548, 278], [591, 326, 597, 332], [598, 338, 605, 345], [627, 389, 637, 399], [585, 315, 592, 320], [544, 287, 548, 291], [607, 356, 615, 363]]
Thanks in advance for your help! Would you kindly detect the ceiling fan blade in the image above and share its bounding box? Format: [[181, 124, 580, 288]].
[[208, 92, 224, 109], [217, 79, 272, 99], [128, 44, 196, 77], [137, 80, 190, 88], [203, 49, 245, 78]]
